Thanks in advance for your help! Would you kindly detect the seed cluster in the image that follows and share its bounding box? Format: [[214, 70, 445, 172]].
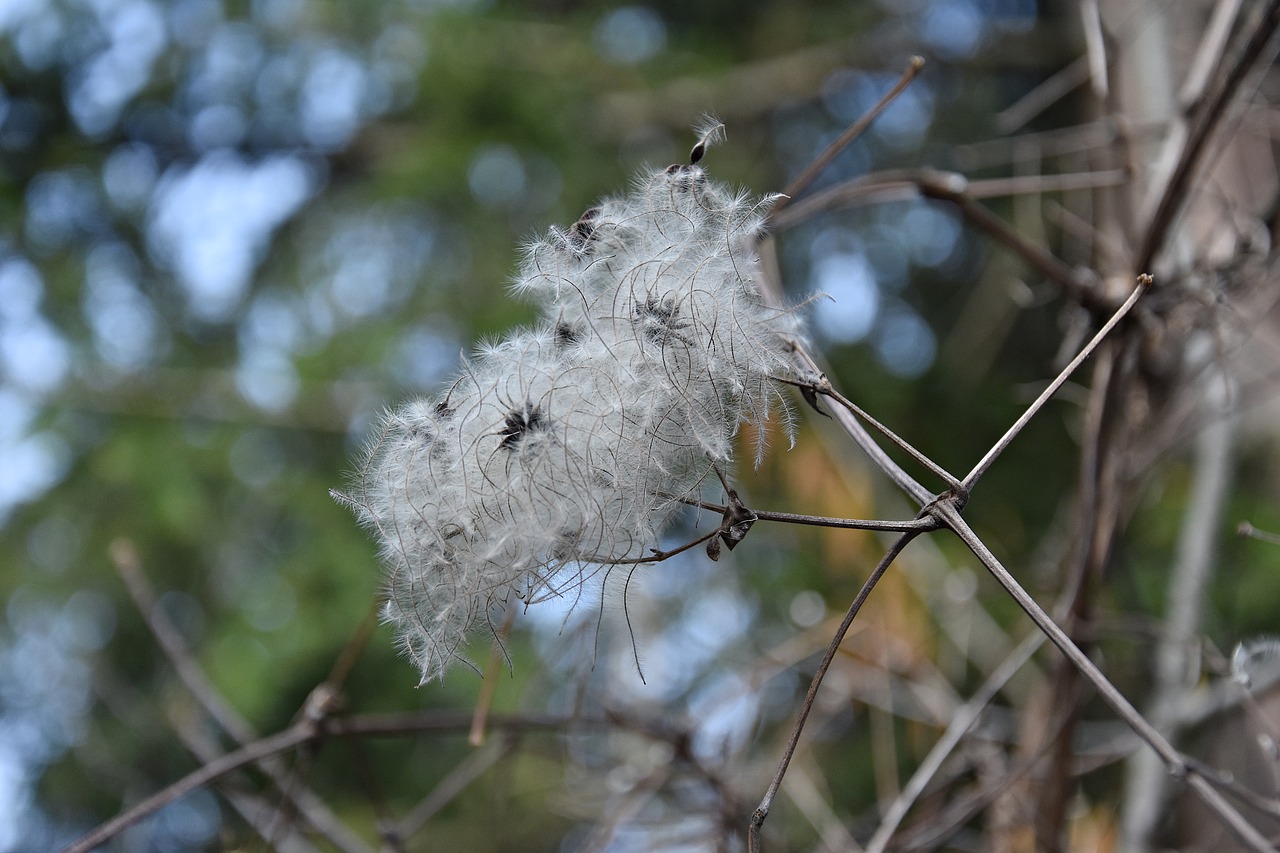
[[350, 140, 802, 683]]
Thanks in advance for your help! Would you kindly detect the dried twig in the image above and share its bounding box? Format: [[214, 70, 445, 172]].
[[748, 529, 925, 852], [963, 275, 1150, 491], [936, 501, 1274, 852], [1122, 375, 1237, 848], [865, 631, 1046, 853], [1239, 521, 1280, 546], [769, 167, 1114, 311], [389, 735, 515, 843], [1136, 0, 1280, 272], [63, 710, 684, 853], [109, 540, 371, 853], [770, 55, 925, 219]]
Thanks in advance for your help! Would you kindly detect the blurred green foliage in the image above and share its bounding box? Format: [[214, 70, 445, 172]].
[[1, 0, 1278, 850]]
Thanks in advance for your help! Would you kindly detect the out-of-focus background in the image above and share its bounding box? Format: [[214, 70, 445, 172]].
[[2, 0, 1280, 850]]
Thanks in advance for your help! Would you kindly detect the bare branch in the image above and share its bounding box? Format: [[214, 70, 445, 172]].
[[769, 55, 925, 219], [933, 501, 1275, 853], [769, 167, 1119, 312], [1122, 376, 1237, 849], [63, 710, 668, 853], [1239, 521, 1280, 546], [805, 379, 964, 493], [748, 529, 924, 852], [774, 341, 933, 506], [962, 275, 1150, 491], [681, 496, 937, 533], [1136, 0, 1280, 272], [865, 631, 1047, 853], [1080, 0, 1109, 99], [996, 56, 1092, 133], [109, 539, 372, 853], [390, 736, 515, 843], [1179, 0, 1246, 110]]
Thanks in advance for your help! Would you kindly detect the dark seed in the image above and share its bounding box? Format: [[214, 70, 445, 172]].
[[555, 323, 582, 348], [499, 404, 546, 450], [566, 206, 602, 252]]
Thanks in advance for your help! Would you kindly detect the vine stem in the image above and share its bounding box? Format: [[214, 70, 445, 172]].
[[747, 527, 930, 853], [681, 496, 935, 532], [962, 274, 1151, 491], [932, 499, 1275, 853], [770, 55, 925, 218], [1135, 0, 1280, 272]]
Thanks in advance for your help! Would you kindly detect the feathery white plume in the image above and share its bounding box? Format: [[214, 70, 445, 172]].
[[349, 143, 803, 683]]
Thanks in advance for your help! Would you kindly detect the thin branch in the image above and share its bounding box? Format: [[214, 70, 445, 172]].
[[769, 168, 1128, 234], [865, 631, 1047, 853], [1136, 0, 1280, 272], [579, 524, 728, 565], [916, 172, 1103, 308], [783, 377, 963, 493], [326, 599, 381, 692], [469, 604, 518, 746], [963, 170, 1129, 199], [65, 720, 328, 853], [748, 529, 924, 852], [753, 510, 935, 532], [778, 342, 933, 506], [760, 225, 934, 503], [961, 275, 1150, 491], [1178, 0, 1246, 110], [165, 702, 322, 853], [891, 688, 1089, 852], [579, 766, 673, 853], [1239, 521, 1280, 545], [390, 736, 515, 843], [111, 540, 256, 743], [933, 501, 1275, 853], [956, 119, 1121, 169], [1080, 0, 1109, 99], [769, 56, 924, 219], [1122, 374, 1237, 849], [62, 711, 639, 853], [109, 540, 372, 853], [996, 55, 1092, 133], [769, 167, 1114, 311], [783, 759, 864, 852], [1188, 754, 1280, 820], [681, 497, 937, 532]]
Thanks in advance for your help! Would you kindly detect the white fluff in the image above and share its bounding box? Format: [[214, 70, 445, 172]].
[[349, 154, 802, 683]]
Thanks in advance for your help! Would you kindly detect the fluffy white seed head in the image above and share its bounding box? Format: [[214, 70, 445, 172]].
[[351, 151, 803, 683]]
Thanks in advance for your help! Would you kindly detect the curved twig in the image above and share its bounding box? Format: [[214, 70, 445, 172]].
[[63, 709, 702, 853], [680, 497, 937, 533], [748, 528, 925, 852]]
